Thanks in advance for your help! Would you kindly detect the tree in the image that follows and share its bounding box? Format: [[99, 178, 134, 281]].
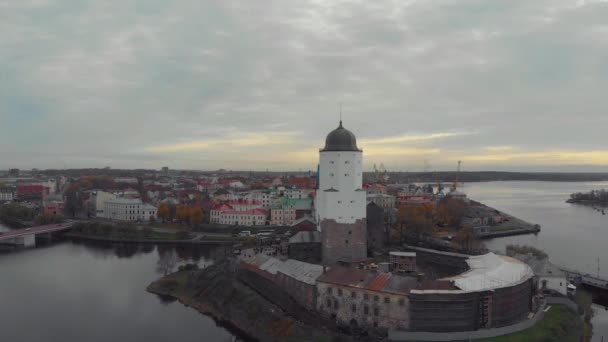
[[454, 227, 478, 253], [437, 198, 467, 227], [395, 203, 435, 243], [34, 214, 64, 225], [156, 250, 178, 276], [175, 205, 190, 223], [157, 203, 170, 222], [189, 207, 203, 225]]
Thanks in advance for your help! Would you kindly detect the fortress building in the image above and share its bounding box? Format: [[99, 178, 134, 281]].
[[315, 121, 367, 265]]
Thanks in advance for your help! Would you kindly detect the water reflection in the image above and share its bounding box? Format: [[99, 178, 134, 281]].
[[0, 239, 237, 342]]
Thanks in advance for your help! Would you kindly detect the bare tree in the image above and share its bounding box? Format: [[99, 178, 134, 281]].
[[156, 249, 177, 276]]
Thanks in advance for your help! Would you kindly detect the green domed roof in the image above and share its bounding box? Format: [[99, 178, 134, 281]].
[[321, 121, 361, 152]]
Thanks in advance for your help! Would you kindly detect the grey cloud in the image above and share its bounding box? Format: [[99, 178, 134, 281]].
[[1, 0, 607, 171]]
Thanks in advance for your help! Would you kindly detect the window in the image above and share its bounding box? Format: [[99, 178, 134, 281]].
[[327, 299, 332, 308], [330, 173, 334, 177], [345, 160, 349, 164], [338, 289, 343, 296], [334, 300, 339, 310], [330, 161, 334, 164], [351, 292, 356, 298], [351, 304, 357, 313], [364, 294, 369, 300], [364, 306, 369, 315], [398, 299, 405, 306], [373, 322, 378, 328], [345, 173, 349, 177], [327, 287, 332, 294], [348, 230, 352, 235], [374, 308, 379, 316], [345, 240, 349, 244], [373, 296, 379, 302], [384, 297, 390, 304]]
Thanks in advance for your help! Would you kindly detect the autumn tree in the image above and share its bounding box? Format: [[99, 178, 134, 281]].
[[176, 205, 190, 223], [394, 203, 435, 243], [454, 227, 479, 253], [157, 203, 170, 222], [189, 207, 203, 225], [437, 198, 467, 227]]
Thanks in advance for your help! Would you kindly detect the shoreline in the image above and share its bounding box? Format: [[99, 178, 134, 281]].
[[63, 232, 237, 245], [146, 263, 349, 342]]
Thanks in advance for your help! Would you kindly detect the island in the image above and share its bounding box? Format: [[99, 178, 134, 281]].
[[567, 189, 608, 207]]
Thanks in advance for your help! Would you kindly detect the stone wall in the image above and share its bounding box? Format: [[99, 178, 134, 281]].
[[288, 242, 322, 264], [409, 291, 482, 332], [316, 281, 410, 331], [367, 202, 388, 251], [321, 218, 367, 265]]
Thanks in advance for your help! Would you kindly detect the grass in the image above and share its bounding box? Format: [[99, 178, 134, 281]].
[[477, 305, 582, 342]]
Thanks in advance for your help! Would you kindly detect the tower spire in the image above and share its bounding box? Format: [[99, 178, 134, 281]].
[[339, 103, 343, 127]]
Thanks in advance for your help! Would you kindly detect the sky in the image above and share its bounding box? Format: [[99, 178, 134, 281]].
[[1, 0, 608, 172]]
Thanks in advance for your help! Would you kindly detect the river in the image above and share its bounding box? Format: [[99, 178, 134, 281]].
[[1, 180, 608, 341], [0, 237, 241, 342]]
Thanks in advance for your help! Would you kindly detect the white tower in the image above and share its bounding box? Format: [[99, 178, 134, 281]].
[[316, 121, 367, 265]]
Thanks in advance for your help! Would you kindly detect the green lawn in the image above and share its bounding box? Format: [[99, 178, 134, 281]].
[[477, 305, 582, 342]]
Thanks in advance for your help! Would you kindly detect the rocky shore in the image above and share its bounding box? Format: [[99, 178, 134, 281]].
[[146, 261, 353, 342]]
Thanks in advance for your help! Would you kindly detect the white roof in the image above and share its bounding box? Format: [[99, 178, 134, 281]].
[[444, 253, 533, 292], [106, 198, 143, 204], [257, 257, 325, 285], [390, 252, 416, 257]]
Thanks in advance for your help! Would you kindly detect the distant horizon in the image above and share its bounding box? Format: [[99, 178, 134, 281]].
[[4, 167, 608, 175]]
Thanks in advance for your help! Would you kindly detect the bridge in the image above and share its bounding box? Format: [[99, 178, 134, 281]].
[[558, 265, 608, 291], [0, 222, 74, 247]]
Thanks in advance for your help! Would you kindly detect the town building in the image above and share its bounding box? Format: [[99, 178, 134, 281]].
[[0, 187, 15, 202], [316, 121, 367, 265], [44, 199, 65, 216], [240, 254, 325, 311], [316, 267, 415, 331], [288, 231, 322, 263], [90, 190, 117, 218], [289, 216, 317, 232], [389, 252, 416, 273], [367, 193, 396, 209], [210, 203, 267, 226], [16, 184, 49, 201], [103, 198, 157, 222], [270, 198, 297, 225]]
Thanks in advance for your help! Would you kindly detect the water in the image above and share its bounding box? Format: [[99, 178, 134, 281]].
[[463, 181, 608, 341], [0, 239, 238, 342], [463, 181, 608, 277]]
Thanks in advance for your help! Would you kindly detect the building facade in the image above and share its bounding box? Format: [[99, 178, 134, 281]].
[[316, 268, 412, 331], [104, 198, 157, 222], [367, 193, 396, 209], [316, 121, 367, 265], [0, 187, 15, 202], [270, 198, 297, 225]]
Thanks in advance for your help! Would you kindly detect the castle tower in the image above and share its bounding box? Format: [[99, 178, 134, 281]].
[[316, 121, 367, 265]]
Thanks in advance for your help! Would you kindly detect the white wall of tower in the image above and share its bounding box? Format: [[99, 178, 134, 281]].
[[316, 150, 366, 226]]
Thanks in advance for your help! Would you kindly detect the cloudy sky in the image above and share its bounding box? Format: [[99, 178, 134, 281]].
[[1, 0, 607, 172]]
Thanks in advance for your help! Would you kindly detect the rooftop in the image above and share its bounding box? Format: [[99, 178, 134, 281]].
[[443, 253, 534, 292], [390, 252, 416, 257], [242, 254, 325, 285], [289, 231, 321, 244]]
